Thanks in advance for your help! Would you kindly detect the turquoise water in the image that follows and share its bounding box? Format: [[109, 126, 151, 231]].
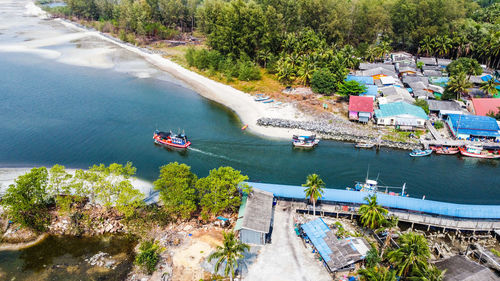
[[1, 52, 499, 204]]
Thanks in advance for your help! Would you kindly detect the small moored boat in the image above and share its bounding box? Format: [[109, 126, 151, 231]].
[[153, 129, 191, 149], [241, 124, 248, 130], [292, 135, 320, 148], [254, 96, 270, 102], [433, 146, 459, 155], [355, 143, 375, 149], [409, 149, 432, 157], [459, 145, 500, 159]]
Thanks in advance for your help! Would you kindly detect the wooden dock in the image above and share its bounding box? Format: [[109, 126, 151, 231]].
[[295, 202, 500, 233]]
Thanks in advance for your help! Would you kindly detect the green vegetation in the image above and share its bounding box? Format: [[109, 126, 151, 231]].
[[302, 174, 325, 216], [414, 99, 429, 115], [310, 69, 337, 95], [446, 58, 482, 78], [208, 231, 250, 281], [358, 266, 397, 281], [387, 232, 431, 277], [337, 80, 367, 96], [154, 162, 198, 219], [445, 72, 472, 100], [1, 167, 51, 231], [358, 195, 388, 229], [481, 77, 499, 97], [487, 107, 500, 120], [491, 248, 500, 257], [135, 240, 162, 274], [434, 120, 444, 130]]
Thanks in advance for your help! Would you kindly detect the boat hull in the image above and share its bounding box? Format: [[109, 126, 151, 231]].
[[154, 136, 191, 149], [459, 147, 500, 159], [409, 149, 432, 157]]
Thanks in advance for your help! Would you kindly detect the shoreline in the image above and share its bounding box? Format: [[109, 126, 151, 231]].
[[54, 18, 313, 140]]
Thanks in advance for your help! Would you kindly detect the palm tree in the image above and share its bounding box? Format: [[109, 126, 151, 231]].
[[378, 41, 392, 60], [408, 264, 446, 281], [447, 72, 472, 100], [480, 77, 498, 97], [297, 55, 318, 85], [419, 36, 434, 57], [376, 215, 399, 257], [434, 35, 452, 62], [365, 45, 378, 63], [386, 232, 431, 277], [358, 195, 388, 229], [358, 266, 397, 281], [208, 231, 250, 281], [302, 174, 325, 216]]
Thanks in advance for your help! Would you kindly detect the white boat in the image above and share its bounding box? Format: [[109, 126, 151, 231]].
[[459, 145, 500, 159], [347, 170, 408, 196], [355, 143, 375, 149], [292, 135, 320, 148]]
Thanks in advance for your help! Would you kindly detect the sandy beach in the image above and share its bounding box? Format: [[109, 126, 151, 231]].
[[53, 18, 313, 139]]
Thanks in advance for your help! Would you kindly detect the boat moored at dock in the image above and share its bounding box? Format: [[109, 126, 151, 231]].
[[153, 129, 191, 149], [292, 135, 320, 148], [409, 149, 432, 157], [355, 143, 375, 149], [459, 145, 500, 159]]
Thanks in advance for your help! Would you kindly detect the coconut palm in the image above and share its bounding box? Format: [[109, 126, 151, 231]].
[[434, 35, 452, 61], [358, 266, 397, 281], [408, 264, 446, 281], [447, 72, 472, 100], [365, 45, 379, 63], [297, 55, 318, 85], [419, 36, 434, 57], [208, 231, 250, 281], [302, 174, 325, 216], [378, 41, 392, 60], [358, 195, 388, 229], [386, 232, 431, 277], [480, 77, 498, 97], [376, 215, 399, 257]]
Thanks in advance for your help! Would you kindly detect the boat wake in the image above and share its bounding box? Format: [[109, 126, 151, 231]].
[[188, 147, 241, 163]]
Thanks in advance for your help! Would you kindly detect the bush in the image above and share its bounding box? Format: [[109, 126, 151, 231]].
[[434, 120, 444, 129], [135, 240, 161, 274], [311, 68, 336, 95], [336, 80, 367, 96], [238, 61, 261, 81], [185, 48, 196, 67], [414, 99, 429, 115]]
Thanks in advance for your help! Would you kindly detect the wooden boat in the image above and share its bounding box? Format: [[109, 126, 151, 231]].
[[434, 147, 459, 155], [355, 143, 375, 149], [153, 129, 191, 149], [292, 135, 320, 148], [459, 146, 500, 159], [409, 149, 432, 157], [241, 124, 248, 130], [254, 96, 270, 102], [262, 99, 274, 103]]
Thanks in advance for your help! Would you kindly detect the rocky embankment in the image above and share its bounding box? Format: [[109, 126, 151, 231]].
[[257, 117, 422, 150]]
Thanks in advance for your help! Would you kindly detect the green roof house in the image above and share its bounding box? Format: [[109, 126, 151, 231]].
[[374, 101, 428, 130]]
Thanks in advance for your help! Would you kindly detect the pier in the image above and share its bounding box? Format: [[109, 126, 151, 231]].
[[248, 182, 500, 232]]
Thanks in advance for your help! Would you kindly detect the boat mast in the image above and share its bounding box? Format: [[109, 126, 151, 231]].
[[401, 183, 406, 196]]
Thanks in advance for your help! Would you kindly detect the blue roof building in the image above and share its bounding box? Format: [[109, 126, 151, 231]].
[[374, 101, 428, 128], [481, 74, 500, 83], [346, 74, 374, 85], [446, 114, 500, 140], [360, 84, 379, 99]]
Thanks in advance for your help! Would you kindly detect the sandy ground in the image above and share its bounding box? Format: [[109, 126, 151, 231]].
[[244, 201, 332, 281], [52, 19, 313, 140]]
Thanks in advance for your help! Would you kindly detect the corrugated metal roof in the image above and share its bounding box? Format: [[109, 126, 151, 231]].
[[447, 114, 500, 138], [247, 182, 500, 219], [346, 75, 374, 85], [375, 101, 428, 120], [238, 189, 274, 233], [471, 98, 500, 116], [348, 96, 374, 113]]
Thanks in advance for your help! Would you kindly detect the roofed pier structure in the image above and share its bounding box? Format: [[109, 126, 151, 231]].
[[247, 182, 500, 233]]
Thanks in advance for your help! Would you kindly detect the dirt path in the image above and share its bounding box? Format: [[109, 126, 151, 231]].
[[244, 202, 331, 281]]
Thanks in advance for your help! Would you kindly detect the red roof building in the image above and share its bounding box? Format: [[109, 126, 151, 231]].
[[348, 96, 374, 123], [471, 98, 500, 116]]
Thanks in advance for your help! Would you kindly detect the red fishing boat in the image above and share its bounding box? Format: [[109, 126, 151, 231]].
[[459, 145, 500, 159], [430, 146, 459, 155], [153, 130, 191, 149]]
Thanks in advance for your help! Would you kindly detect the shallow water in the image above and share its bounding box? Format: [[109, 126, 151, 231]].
[[0, 235, 136, 280], [0, 0, 499, 206]]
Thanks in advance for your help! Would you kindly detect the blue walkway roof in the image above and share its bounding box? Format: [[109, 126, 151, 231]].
[[346, 75, 374, 85], [447, 114, 500, 138], [301, 218, 332, 262], [247, 182, 500, 219]]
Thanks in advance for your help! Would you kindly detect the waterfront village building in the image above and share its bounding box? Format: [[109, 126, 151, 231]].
[[374, 101, 428, 130], [435, 255, 500, 281], [300, 218, 370, 273], [427, 100, 463, 119], [234, 188, 274, 245], [348, 96, 374, 123], [470, 98, 500, 116], [446, 114, 500, 141], [345, 75, 378, 99], [378, 86, 415, 105]]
